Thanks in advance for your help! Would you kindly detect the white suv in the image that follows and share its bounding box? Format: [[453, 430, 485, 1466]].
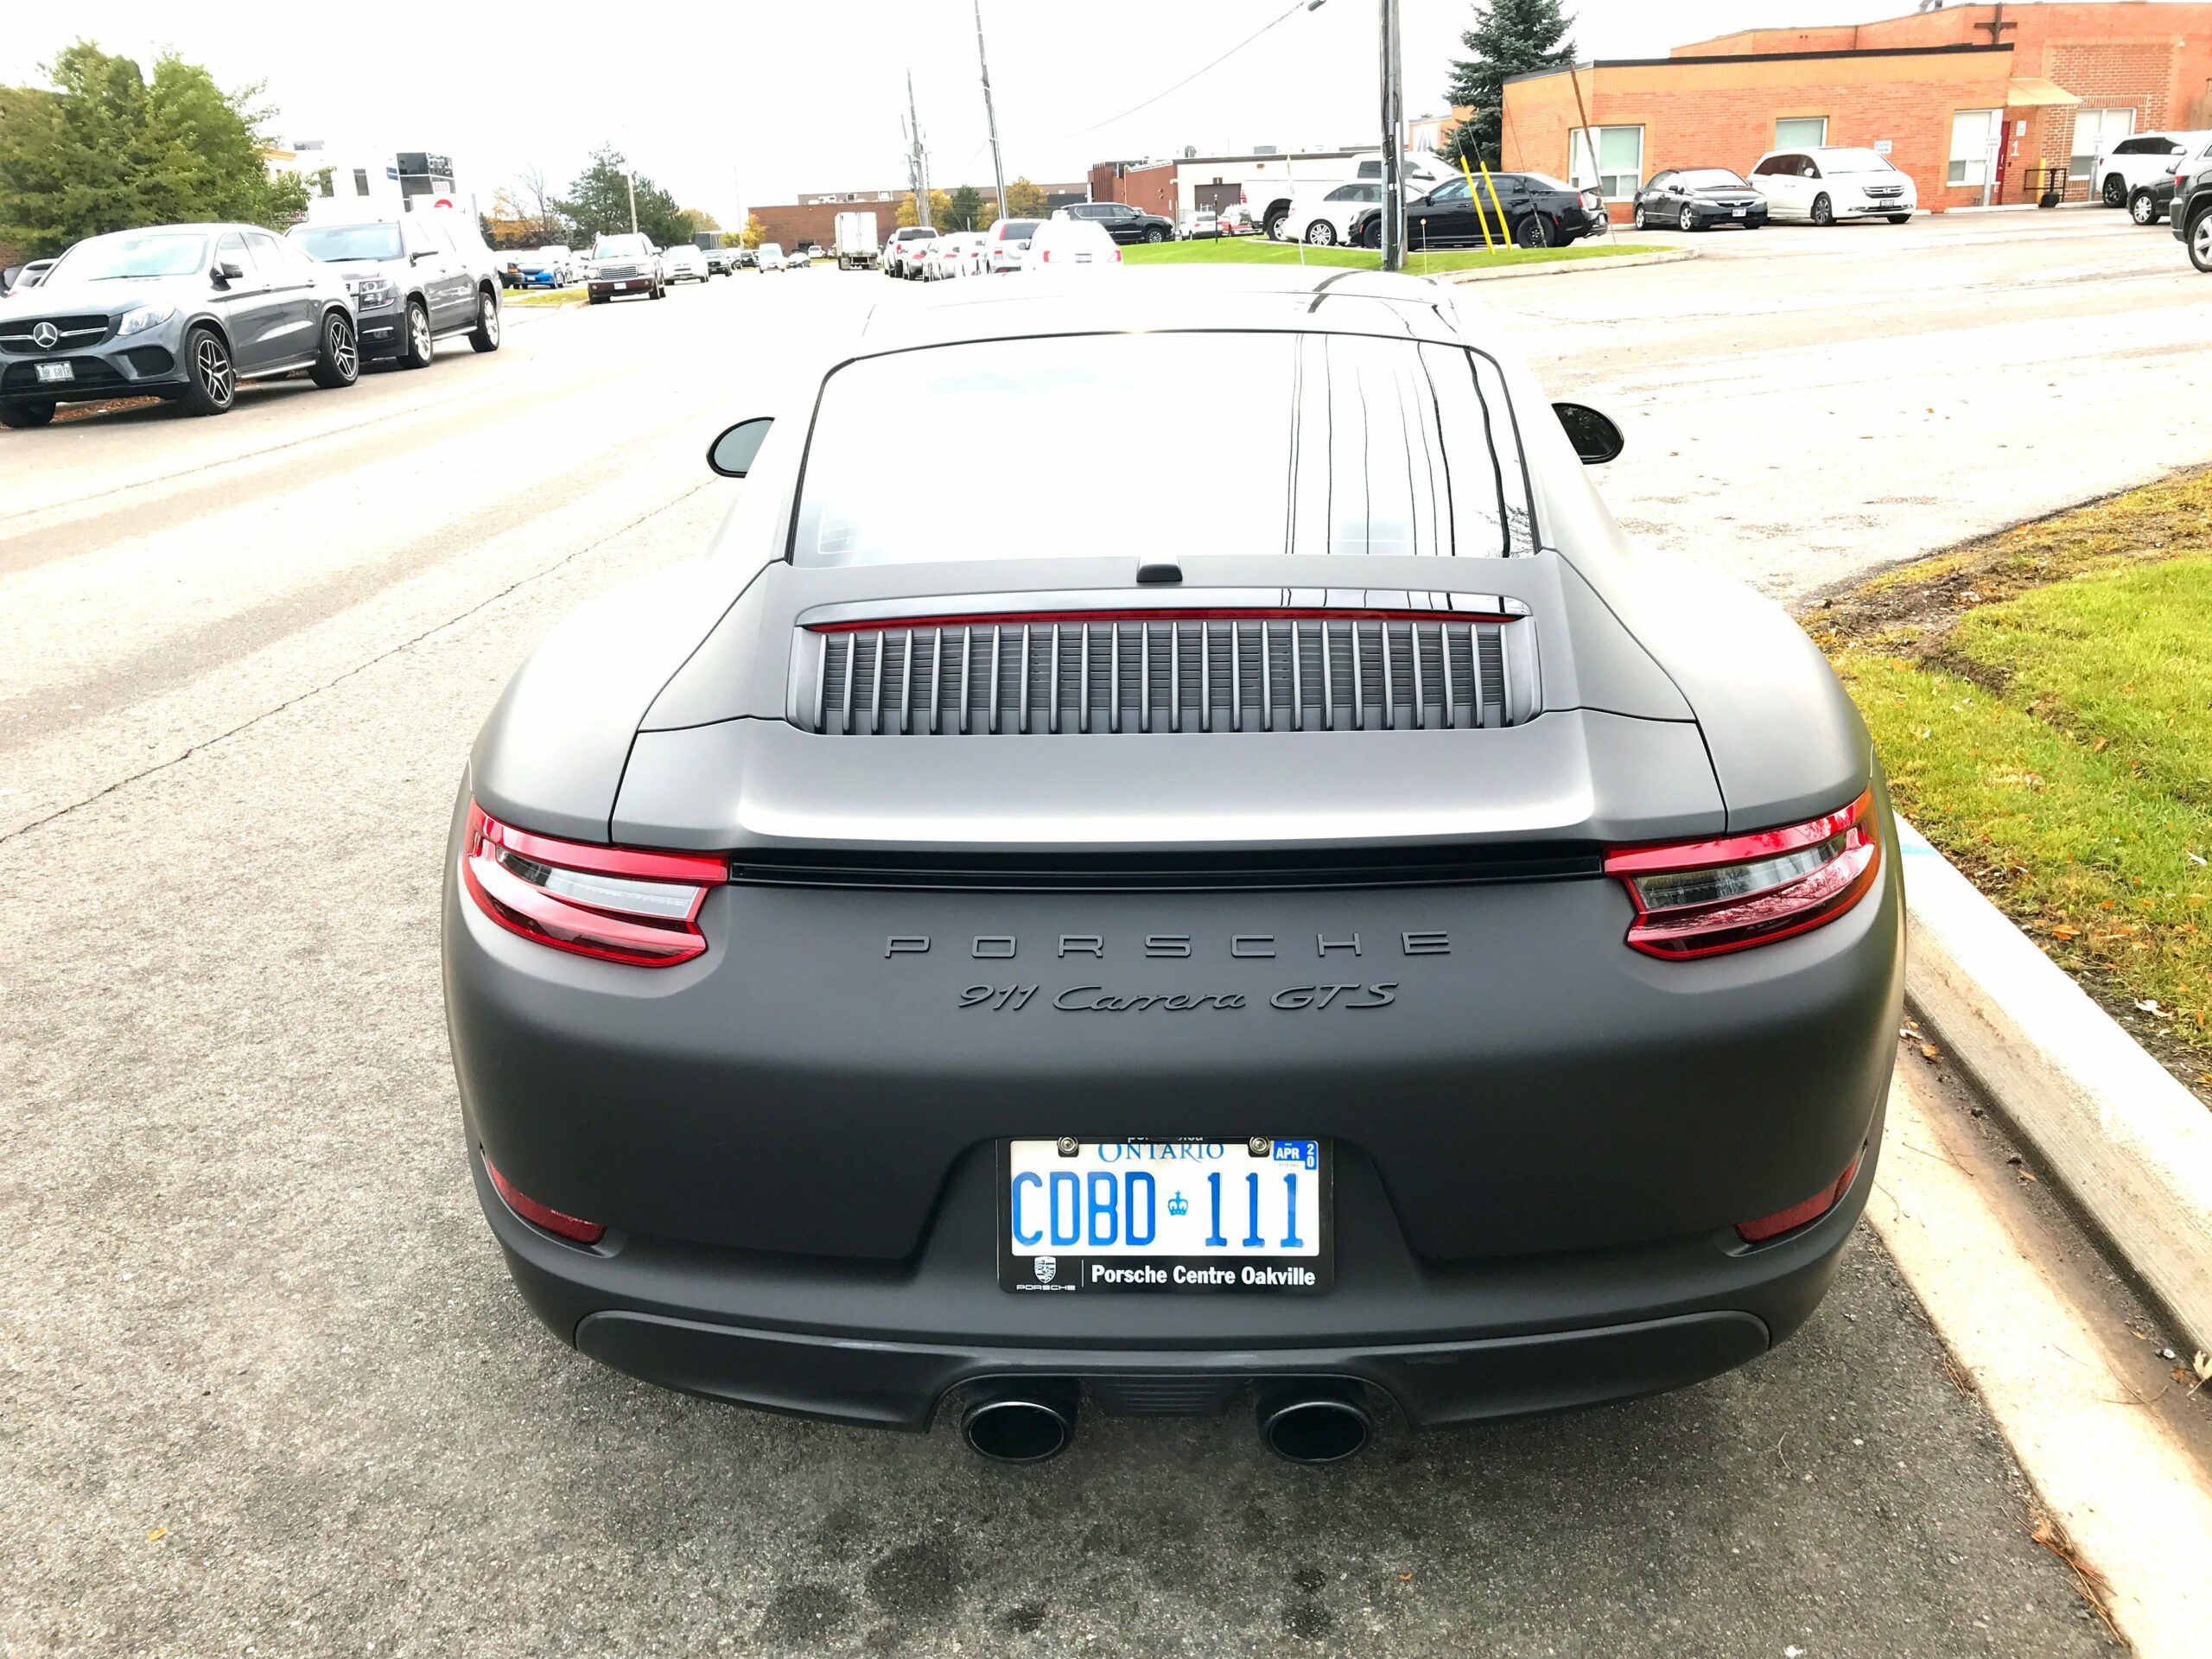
[[882, 226, 939, 279], [2094, 130, 2212, 209], [1749, 147, 1916, 225]]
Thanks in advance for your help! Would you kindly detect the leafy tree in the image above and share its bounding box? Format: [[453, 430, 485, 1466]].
[[1004, 178, 1050, 219], [556, 144, 687, 248], [677, 206, 720, 237], [0, 41, 308, 257], [739, 213, 765, 251], [894, 188, 953, 230], [1441, 0, 1575, 166], [944, 183, 986, 230]]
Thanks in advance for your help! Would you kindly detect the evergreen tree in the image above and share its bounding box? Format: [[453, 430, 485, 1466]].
[[556, 145, 687, 248], [1441, 0, 1576, 166]]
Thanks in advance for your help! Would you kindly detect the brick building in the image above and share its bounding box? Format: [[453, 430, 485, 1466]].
[[751, 182, 1086, 251], [1501, 3, 2212, 219]]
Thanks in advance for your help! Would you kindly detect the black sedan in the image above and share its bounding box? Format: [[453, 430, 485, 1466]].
[[442, 268, 1901, 1465], [1351, 173, 1606, 250], [1633, 168, 1769, 232]]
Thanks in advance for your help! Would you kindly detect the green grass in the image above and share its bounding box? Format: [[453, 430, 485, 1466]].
[[1119, 238, 1665, 274], [1815, 474, 2212, 1075], [502, 286, 582, 306]]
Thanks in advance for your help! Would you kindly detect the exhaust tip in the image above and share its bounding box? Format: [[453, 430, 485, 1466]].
[[961, 1379, 1079, 1463], [1256, 1380, 1372, 1465]]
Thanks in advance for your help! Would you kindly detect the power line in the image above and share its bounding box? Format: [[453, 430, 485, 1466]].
[[1054, 0, 1327, 142]]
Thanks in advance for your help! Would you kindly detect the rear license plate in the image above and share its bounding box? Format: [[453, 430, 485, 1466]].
[[999, 1139, 1332, 1294], [35, 362, 73, 383]]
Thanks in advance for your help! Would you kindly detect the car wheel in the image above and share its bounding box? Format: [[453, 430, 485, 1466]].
[[1811, 193, 1834, 226], [2102, 174, 2127, 208], [1263, 207, 1289, 241], [2131, 188, 2161, 226], [1514, 214, 1552, 249], [1144, 227, 1165, 244], [1678, 205, 1697, 232], [308, 310, 359, 389], [469, 290, 502, 353], [0, 398, 56, 429], [1304, 219, 1337, 246], [1631, 205, 1647, 230], [177, 325, 236, 415], [400, 300, 433, 370], [1886, 213, 1912, 226], [2190, 208, 2212, 273]]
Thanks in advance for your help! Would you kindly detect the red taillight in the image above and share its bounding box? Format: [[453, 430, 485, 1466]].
[[460, 801, 722, 967], [1603, 791, 1881, 959], [484, 1152, 607, 1244], [1737, 1151, 1862, 1243], [1040, 248, 1053, 262]]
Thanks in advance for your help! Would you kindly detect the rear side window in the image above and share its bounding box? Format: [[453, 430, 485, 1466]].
[[792, 334, 1533, 567]]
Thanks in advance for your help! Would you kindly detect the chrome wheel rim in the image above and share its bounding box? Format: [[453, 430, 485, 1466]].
[[2133, 195, 2154, 224], [1680, 207, 1694, 231], [481, 296, 500, 342], [194, 336, 232, 405], [329, 319, 356, 378], [2196, 218, 2212, 261], [1305, 221, 1332, 245], [410, 308, 429, 358]]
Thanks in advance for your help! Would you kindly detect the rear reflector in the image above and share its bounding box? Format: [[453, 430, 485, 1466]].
[[1737, 1151, 1862, 1243], [1603, 790, 1881, 959], [484, 1152, 607, 1244], [461, 801, 724, 967]]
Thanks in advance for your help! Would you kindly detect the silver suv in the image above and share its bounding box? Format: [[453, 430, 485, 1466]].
[[288, 213, 502, 369], [0, 223, 359, 428]]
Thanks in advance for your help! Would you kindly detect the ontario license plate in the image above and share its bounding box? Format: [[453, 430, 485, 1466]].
[[999, 1139, 1332, 1294], [35, 362, 73, 383]]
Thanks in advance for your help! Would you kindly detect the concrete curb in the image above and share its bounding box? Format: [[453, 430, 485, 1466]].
[[1897, 816, 2212, 1357], [1440, 247, 1696, 284]]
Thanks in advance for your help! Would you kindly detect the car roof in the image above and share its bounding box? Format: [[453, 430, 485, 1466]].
[[853, 267, 1471, 356]]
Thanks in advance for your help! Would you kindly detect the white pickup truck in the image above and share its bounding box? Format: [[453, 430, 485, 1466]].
[[1247, 150, 1462, 240]]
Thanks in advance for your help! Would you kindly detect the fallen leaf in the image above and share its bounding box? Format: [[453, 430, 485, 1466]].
[[2193, 1351, 2211, 1388], [1918, 1042, 1942, 1061], [146, 1527, 167, 1542]]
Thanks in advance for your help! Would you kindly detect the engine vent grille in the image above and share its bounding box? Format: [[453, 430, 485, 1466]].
[[792, 610, 1535, 735]]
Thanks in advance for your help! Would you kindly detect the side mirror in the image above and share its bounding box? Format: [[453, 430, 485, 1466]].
[[1554, 403, 1624, 465], [707, 417, 773, 479], [213, 260, 245, 284]]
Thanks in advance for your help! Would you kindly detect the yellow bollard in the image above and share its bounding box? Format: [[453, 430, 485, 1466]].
[[1478, 157, 1512, 248], [1458, 156, 1497, 252]]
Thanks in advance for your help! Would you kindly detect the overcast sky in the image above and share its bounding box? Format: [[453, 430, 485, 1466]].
[[3, 0, 1906, 219]]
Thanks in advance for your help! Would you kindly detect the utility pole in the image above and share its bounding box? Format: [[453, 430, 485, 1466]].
[[626, 166, 639, 235], [1378, 0, 1405, 270], [974, 0, 1008, 219], [907, 72, 932, 227]]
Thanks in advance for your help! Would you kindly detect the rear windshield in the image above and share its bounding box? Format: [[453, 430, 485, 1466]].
[[794, 333, 1533, 566], [289, 223, 404, 262], [998, 219, 1040, 237]]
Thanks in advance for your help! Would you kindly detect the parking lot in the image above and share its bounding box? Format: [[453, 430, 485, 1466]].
[[0, 211, 2190, 1656]]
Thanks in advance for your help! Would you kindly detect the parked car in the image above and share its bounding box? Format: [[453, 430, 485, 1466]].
[[2094, 130, 2212, 209], [585, 233, 665, 302], [289, 214, 502, 369], [1243, 149, 1458, 241], [2170, 150, 2212, 270], [736, 249, 759, 270], [443, 265, 1902, 1465], [1019, 217, 1122, 270], [531, 245, 576, 283], [1632, 168, 1768, 232], [1215, 203, 1257, 236], [1052, 201, 1176, 245], [0, 222, 359, 428], [664, 244, 708, 283], [2, 257, 56, 296], [703, 246, 734, 276], [883, 226, 939, 278], [1182, 208, 1223, 240], [1283, 181, 1382, 246], [931, 232, 988, 278], [1351, 173, 1605, 250], [757, 243, 788, 272], [788, 246, 814, 270], [982, 218, 1040, 272], [492, 255, 524, 290], [1749, 148, 1915, 225], [2133, 135, 2212, 225]]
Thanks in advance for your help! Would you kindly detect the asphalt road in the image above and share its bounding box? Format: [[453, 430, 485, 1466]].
[[0, 220, 2158, 1657]]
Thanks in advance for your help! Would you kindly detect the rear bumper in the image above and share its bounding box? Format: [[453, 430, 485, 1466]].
[[475, 1109, 1878, 1431]]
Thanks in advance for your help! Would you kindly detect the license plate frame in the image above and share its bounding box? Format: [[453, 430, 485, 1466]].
[[997, 1139, 1334, 1294], [35, 361, 73, 384]]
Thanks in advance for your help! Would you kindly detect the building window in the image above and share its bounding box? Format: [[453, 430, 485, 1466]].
[[352, 168, 369, 196], [1775, 117, 1828, 149], [2070, 108, 2137, 180], [1568, 125, 1643, 200], [1948, 109, 2001, 187]]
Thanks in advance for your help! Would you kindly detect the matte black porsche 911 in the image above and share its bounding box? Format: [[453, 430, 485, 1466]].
[[442, 269, 1902, 1464]]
